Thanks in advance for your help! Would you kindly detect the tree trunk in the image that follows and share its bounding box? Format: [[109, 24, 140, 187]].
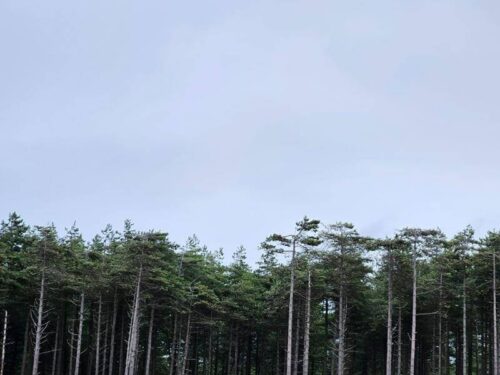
[[337, 288, 345, 375], [431, 317, 436, 374], [102, 311, 109, 375], [463, 278, 467, 375], [234, 328, 239, 375], [286, 240, 296, 375], [409, 243, 417, 375], [208, 326, 213, 375], [125, 266, 142, 375], [181, 312, 192, 375], [227, 324, 233, 375], [69, 310, 76, 375], [108, 290, 118, 375], [439, 273, 443, 375], [32, 271, 46, 375], [118, 315, 125, 375], [323, 300, 328, 375], [386, 250, 393, 375], [75, 292, 85, 375], [303, 269, 312, 375], [397, 306, 402, 375], [214, 332, 220, 375], [293, 310, 300, 375], [444, 320, 449, 375], [0, 310, 7, 375], [255, 331, 260, 375], [21, 309, 30, 375], [276, 332, 280, 375], [144, 306, 155, 375], [245, 334, 252, 375], [494, 248, 498, 375], [177, 319, 185, 375], [170, 314, 178, 375], [56, 307, 65, 375], [96, 295, 103, 375], [51, 315, 60, 375]]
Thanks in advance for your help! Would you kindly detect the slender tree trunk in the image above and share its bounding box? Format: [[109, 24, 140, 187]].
[[286, 240, 296, 375], [337, 288, 345, 375], [444, 320, 449, 375], [69, 310, 76, 375], [51, 315, 60, 375], [125, 266, 142, 375], [32, 271, 46, 375], [193, 331, 199, 375], [255, 331, 260, 375], [439, 273, 443, 375], [293, 310, 300, 375], [177, 318, 185, 375], [108, 291, 118, 375], [56, 307, 65, 375], [75, 292, 85, 375], [323, 300, 328, 375], [144, 306, 155, 375], [431, 317, 436, 374], [410, 243, 417, 375], [21, 309, 30, 375], [245, 334, 252, 375], [0, 310, 7, 375], [96, 295, 103, 375], [227, 324, 233, 375], [397, 306, 402, 375], [208, 326, 213, 375], [276, 332, 280, 375], [494, 248, 498, 375], [170, 314, 178, 375], [118, 315, 125, 375], [214, 332, 220, 375], [463, 278, 467, 375], [234, 328, 239, 375], [337, 244, 347, 375], [303, 269, 312, 375], [181, 312, 192, 375], [102, 312, 109, 375], [386, 250, 393, 375]]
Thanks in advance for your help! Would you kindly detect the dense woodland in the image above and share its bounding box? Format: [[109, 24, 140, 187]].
[[1, 213, 499, 375]]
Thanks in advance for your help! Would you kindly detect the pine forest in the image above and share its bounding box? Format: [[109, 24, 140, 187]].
[[1, 213, 499, 375]]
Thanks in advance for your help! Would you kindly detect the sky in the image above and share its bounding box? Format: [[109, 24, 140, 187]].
[[1, 0, 500, 263]]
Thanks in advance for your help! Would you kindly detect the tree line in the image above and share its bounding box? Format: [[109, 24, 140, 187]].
[[0, 213, 499, 375]]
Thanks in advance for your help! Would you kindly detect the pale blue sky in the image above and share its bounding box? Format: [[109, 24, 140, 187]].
[[1, 0, 500, 262]]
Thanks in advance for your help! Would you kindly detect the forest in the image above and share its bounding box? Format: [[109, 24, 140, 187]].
[[0, 213, 499, 375]]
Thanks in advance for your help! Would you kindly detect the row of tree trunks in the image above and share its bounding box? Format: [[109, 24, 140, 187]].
[[21, 293, 496, 375]]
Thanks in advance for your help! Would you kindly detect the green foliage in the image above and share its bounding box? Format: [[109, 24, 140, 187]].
[[0, 213, 498, 375]]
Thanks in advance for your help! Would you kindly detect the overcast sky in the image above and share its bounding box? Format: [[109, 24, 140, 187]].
[[1, 0, 500, 262]]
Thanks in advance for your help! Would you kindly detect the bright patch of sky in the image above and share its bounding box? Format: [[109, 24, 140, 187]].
[[1, 0, 500, 263]]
